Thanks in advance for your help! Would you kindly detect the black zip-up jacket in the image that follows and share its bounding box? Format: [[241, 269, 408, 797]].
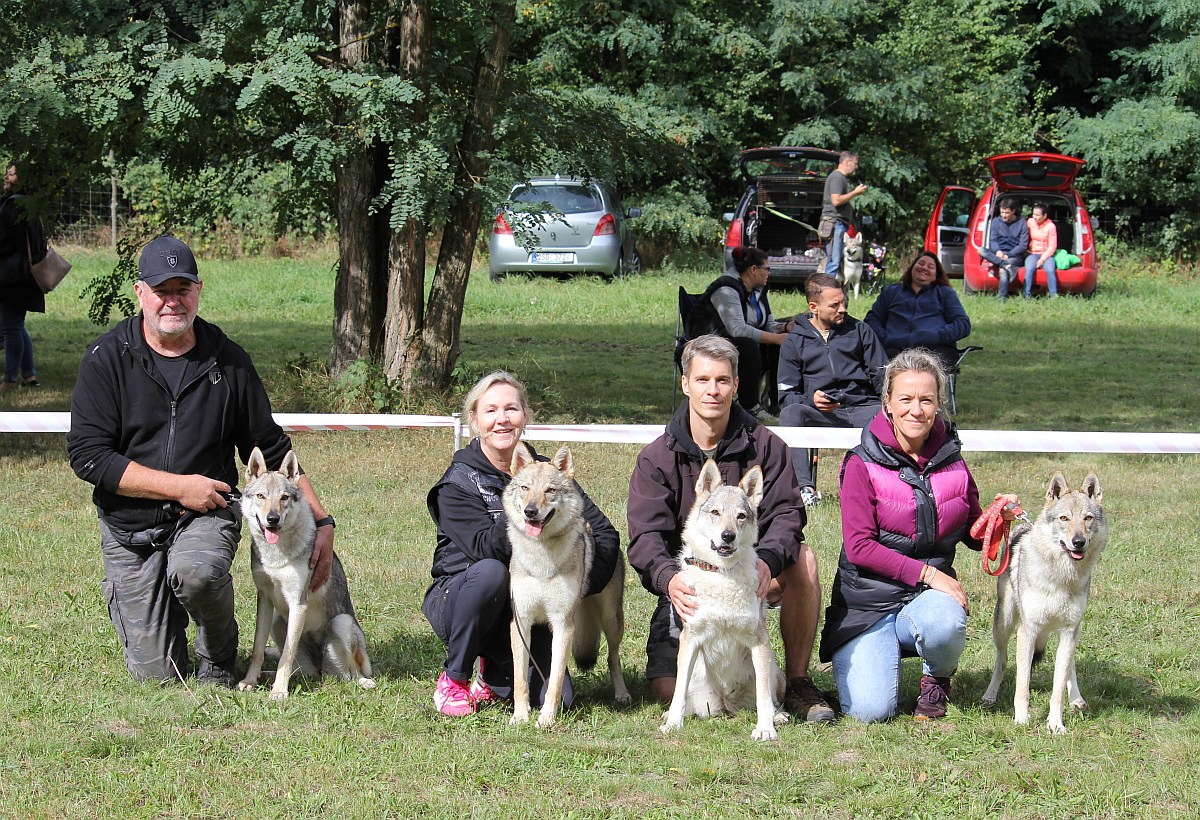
[[426, 439, 620, 596], [67, 314, 292, 532], [777, 313, 888, 409]]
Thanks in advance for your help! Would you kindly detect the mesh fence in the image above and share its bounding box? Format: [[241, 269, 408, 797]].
[[49, 180, 130, 245]]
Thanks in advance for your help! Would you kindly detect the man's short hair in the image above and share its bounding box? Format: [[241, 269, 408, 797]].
[[997, 196, 1018, 213], [839, 151, 858, 164], [806, 272, 843, 304], [681, 335, 738, 377]]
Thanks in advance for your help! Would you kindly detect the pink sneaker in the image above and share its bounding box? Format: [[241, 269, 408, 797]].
[[434, 671, 477, 717], [469, 676, 499, 705]]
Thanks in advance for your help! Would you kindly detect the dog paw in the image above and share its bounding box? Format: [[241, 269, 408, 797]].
[[980, 691, 998, 706], [773, 710, 790, 726], [751, 725, 779, 742], [510, 710, 531, 726], [536, 713, 558, 729], [236, 680, 257, 692], [614, 691, 632, 705], [358, 677, 376, 690], [1069, 697, 1087, 711], [660, 717, 683, 734], [1014, 712, 1029, 726], [1047, 719, 1067, 735], [269, 689, 289, 702]]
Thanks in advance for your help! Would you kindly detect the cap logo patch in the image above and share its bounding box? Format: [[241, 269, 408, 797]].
[[166, 255, 179, 268]]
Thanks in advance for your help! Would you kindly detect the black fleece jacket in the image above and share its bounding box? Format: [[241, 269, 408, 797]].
[[426, 439, 620, 596], [67, 314, 291, 532]]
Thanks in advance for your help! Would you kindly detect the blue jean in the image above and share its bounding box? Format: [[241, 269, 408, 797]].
[[978, 248, 1021, 298], [1023, 254, 1058, 297], [832, 589, 967, 723], [0, 301, 35, 382], [825, 220, 847, 276]]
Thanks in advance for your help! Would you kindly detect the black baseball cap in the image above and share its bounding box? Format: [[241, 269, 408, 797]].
[[138, 236, 200, 286]]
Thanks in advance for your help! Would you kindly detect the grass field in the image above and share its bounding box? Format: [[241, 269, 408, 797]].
[[2, 249, 1200, 817]]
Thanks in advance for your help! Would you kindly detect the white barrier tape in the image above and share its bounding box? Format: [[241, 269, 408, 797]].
[[4, 412, 1200, 453], [272, 413, 456, 432]]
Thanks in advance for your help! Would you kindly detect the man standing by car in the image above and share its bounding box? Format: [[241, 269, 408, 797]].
[[67, 235, 335, 688], [821, 152, 868, 276], [627, 334, 836, 723], [778, 274, 888, 507], [977, 197, 1028, 298]]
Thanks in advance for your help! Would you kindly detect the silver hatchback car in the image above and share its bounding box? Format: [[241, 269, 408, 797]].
[[488, 177, 642, 282]]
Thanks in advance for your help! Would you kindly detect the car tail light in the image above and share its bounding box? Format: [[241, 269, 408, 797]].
[[593, 213, 616, 236], [492, 213, 512, 235], [1078, 206, 1093, 254], [972, 205, 985, 248], [724, 218, 744, 248]]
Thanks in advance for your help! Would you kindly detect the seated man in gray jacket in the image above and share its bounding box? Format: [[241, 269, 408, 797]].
[[778, 274, 888, 506]]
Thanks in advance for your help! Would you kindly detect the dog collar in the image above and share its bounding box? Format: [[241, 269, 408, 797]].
[[684, 556, 722, 573]]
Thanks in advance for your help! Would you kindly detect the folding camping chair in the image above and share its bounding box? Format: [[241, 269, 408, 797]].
[[672, 286, 705, 411]]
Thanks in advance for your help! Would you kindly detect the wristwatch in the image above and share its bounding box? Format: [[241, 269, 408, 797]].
[[314, 515, 336, 529]]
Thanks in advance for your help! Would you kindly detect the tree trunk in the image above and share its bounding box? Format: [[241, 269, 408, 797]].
[[400, 1, 516, 391], [331, 0, 381, 375], [382, 0, 431, 385]]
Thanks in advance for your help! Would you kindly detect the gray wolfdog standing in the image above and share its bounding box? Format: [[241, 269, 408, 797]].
[[504, 444, 629, 728], [237, 447, 374, 700], [660, 461, 788, 741], [982, 471, 1107, 733]]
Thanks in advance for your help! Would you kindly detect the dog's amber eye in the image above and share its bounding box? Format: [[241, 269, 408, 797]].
[[256, 492, 266, 499], [546, 488, 557, 496], [737, 512, 747, 522], [279, 493, 289, 501], [1060, 515, 1070, 522], [1083, 515, 1093, 521]]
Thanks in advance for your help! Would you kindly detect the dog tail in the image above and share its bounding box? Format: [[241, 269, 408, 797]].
[[573, 612, 601, 671]]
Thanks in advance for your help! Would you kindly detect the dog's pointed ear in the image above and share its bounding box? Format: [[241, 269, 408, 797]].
[[552, 446, 574, 480], [1080, 471, 1102, 503], [246, 447, 268, 483], [1047, 471, 1069, 501], [509, 442, 534, 475], [281, 451, 301, 483], [696, 459, 723, 500], [740, 465, 764, 509]]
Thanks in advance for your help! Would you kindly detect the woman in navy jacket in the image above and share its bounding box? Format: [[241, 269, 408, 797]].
[[864, 251, 971, 369]]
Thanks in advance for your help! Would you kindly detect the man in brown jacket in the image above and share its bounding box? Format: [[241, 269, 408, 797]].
[[627, 334, 835, 722]]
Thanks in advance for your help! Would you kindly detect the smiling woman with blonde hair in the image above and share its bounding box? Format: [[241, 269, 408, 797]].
[[422, 370, 621, 716], [819, 348, 1019, 723]]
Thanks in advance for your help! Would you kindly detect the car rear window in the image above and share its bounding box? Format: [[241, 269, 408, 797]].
[[510, 184, 603, 215]]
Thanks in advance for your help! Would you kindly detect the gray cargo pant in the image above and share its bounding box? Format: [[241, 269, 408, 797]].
[[98, 506, 241, 682]]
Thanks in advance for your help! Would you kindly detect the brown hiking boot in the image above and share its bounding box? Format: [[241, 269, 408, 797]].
[[914, 674, 952, 721], [785, 676, 836, 723]]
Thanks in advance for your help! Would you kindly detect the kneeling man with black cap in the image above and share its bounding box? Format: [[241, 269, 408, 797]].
[[67, 236, 336, 688]]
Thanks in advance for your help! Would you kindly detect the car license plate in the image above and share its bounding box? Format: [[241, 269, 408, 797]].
[[531, 252, 575, 263]]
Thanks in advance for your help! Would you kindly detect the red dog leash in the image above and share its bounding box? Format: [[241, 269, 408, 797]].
[[971, 496, 1028, 576]]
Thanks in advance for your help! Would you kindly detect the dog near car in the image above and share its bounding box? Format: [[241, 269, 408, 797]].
[[981, 472, 1108, 733], [660, 461, 788, 741], [504, 443, 630, 728], [237, 447, 375, 699], [841, 229, 865, 299]]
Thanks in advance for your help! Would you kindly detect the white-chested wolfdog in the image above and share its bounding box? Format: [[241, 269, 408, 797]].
[[982, 472, 1107, 733], [237, 447, 374, 700]]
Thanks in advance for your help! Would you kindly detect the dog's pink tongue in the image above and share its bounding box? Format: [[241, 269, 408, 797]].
[[525, 520, 545, 537], [264, 527, 280, 545]]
